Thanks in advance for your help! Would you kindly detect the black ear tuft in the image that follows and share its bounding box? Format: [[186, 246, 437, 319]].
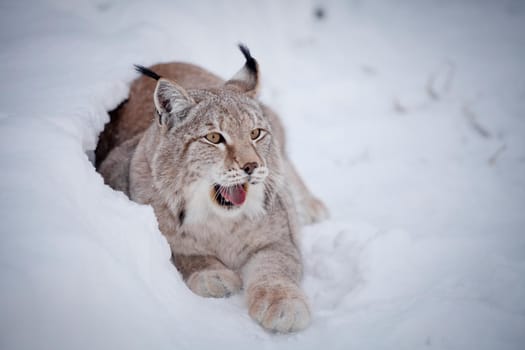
[[238, 44, 257, 73], [225, 44, 260, 96], [134, 64, 161, 81]]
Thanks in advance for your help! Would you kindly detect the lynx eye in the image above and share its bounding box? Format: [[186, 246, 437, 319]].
[[250, 128, 262, 140], [205, 132, 224, 144]]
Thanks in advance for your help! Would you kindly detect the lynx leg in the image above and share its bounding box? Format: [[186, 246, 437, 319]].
[[284, 159, 329, 225], [173, 254, 242, 298], [242, 244, 310, 333], [98, 134, 142, 196]]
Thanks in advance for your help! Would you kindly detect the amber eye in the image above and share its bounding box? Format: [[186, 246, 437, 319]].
[[205, 132, 224, 144], [250, 128, 262, 140]]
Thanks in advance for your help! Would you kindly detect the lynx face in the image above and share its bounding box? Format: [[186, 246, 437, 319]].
[[151, 87, 282, 223]]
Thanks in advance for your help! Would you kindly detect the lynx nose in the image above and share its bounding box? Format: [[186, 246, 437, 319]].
[[242, 162, 258, 175]]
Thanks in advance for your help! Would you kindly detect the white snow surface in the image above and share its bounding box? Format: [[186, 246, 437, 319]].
[[1, 0, 525, 349]]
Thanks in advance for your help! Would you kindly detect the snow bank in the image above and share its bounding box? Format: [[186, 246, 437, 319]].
[[1, 0, 524, 349]]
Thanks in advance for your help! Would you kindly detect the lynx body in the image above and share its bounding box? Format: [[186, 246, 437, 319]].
[[98, 46, 327, 332]]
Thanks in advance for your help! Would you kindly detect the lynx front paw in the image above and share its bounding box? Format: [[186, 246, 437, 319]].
[[187, 269, 242, 298], [300, 196, 329, 225], [247, 283, 311, 333]]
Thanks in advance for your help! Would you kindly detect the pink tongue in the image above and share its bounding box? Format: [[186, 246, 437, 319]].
[[220, 184, 246, 206]]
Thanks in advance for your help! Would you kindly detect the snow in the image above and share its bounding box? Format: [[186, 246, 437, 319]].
[[1, 0, 525, 349]]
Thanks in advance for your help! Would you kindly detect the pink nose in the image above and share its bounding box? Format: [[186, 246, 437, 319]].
[[242, 162, 258, 175]]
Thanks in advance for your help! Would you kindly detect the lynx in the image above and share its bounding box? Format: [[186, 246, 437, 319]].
[[97, 45, 328, 332]]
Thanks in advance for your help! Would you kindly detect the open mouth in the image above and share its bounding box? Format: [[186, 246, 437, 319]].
[[212, 183, 248, 208]]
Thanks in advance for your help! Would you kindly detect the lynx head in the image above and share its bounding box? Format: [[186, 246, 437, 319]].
[[144, 46, 283, 223]]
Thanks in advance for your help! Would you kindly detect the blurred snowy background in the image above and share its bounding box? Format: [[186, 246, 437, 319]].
[[1, 0, 524, 349]]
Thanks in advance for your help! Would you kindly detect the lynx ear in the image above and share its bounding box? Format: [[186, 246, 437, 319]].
[[225, 44, 259, 97], [153, 78, 195, 128]]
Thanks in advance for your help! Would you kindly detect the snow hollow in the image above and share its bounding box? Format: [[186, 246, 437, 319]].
[[1, 0, 524, 349]]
